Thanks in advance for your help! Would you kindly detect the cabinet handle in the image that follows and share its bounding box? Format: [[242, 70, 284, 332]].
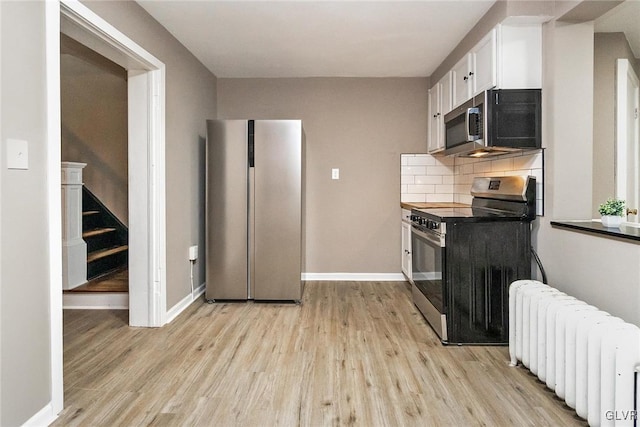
[[468, 71, 474, 76], [463, 76, 468, 81]]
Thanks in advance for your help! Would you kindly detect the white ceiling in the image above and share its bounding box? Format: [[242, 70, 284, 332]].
[[595, 0, 640, 58], [137, 1, 496, 78]]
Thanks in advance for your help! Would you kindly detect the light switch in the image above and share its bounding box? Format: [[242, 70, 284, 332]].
[[332, 168, 339, 180], [7, 139, 28, 170]]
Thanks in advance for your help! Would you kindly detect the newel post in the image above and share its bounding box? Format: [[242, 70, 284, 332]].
[[61, 162, 87, 289]]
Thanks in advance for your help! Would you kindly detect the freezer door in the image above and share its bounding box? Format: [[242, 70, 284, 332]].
[[205, 120, 249, 300], [252, 120, 302, 301]]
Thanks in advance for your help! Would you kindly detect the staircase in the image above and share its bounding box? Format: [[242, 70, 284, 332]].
[[82, 187, 128, 280]]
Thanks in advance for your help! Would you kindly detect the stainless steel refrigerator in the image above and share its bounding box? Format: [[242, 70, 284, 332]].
[[205, 119, 302, 302]]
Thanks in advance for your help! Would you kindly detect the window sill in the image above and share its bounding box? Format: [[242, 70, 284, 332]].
[[550, 220, 640, 243]]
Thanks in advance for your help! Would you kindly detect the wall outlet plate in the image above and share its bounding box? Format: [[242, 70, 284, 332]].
[[332, 168, 340, 180], [189, 245, 198, 261]]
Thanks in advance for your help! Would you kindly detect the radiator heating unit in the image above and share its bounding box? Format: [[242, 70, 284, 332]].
[[509, 280, 640, 426]]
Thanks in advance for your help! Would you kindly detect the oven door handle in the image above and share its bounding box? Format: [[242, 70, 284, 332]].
[[412, 225, 445, 248]]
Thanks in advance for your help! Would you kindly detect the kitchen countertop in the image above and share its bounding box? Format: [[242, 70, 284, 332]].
[[401, 202, 471, 210], [551, 220, 640, 243]]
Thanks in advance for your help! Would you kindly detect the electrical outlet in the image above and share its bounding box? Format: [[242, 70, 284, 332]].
[[189, 245, 198, 261], [332, 168, 340, 180]]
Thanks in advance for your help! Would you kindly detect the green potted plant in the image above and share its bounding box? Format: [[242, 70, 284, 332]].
[[598, 198, 625, 228]]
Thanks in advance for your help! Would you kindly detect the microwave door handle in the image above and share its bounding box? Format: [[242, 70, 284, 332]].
[[466, 107, 480, 140]]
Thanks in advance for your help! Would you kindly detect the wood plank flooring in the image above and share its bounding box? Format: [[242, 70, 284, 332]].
[[64, 268, 128, 293], [53, 281, 585, 426]]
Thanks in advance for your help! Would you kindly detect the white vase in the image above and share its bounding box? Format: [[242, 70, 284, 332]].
[[601, 215, 623, 228]]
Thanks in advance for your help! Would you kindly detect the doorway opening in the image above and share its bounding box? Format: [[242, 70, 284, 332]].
[[60, 32, 130, 297], [616, 58, 640, 225], [47, 0, 167, 416]]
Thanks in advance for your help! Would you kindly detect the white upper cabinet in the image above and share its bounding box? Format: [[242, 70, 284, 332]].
[[448, 23, 542, 109], [451, 55, 472, 109], [471, 29, 497, 95], [496, 23, 542, 89], [428, 72, 452, 153]]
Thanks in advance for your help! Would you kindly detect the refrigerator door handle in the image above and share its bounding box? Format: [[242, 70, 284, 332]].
[[248, 119, 255, 167]]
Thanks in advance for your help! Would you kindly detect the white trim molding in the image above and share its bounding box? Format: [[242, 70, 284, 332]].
[[21, 402, 57, 427], [165, 283, 206, 324], [302, 273, 407, 281], [45, 0, 64, 416], [59, 0, 167, 328], [62, 293, 129, 310]]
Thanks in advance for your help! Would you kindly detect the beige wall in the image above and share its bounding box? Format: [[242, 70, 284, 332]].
[[535, 19, 640, 326], [1, 2, 52, 425], [61, 53, 129, 224], [593, 32, 640, 217], [82, 1, 217, 308], [218, 78, 428, 273]]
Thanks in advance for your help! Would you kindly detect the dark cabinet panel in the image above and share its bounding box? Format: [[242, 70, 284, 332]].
[[445, 221, 531, 344]]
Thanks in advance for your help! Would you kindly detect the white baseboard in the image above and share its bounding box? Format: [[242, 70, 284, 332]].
[[63, 292, 128, 309], [22, 402, 57, 427], [165, 282, 206, 324], [301, 273, 406, 281]]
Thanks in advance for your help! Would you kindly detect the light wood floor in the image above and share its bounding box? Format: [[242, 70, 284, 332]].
[[54, 281, 585, 426], [64, 268, 129, 293]]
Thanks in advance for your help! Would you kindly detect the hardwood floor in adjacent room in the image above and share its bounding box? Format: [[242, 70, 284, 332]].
[[64, 268, 128, 293], [54, 281, 584, 426]]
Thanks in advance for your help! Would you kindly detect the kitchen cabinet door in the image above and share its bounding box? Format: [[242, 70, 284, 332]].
[[428, 73, 451, 153], [440, 71, 452, 116], [401, 221, 412, 282], [471, 29, 496, 95], [452, 55, 471, 109], [496, 23, 542, 89], [427, 85, 441, 153]]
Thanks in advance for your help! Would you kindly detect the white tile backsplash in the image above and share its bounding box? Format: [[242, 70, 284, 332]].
[[401, 193, 426, 203], [401, 175, 415, 185], [401, 150, 544, 215], [426, 165, 454, 176], [415, 175, 442, 185], [406, 155, 436, 166], [407, 184, 435, 194], [491, 158, 514, 172], [426, 193, 455, 203], [401, 165, 427, 176], [442, 175, 454, 185], [435, 184, 454, 194], [473, 161, 492, 174]]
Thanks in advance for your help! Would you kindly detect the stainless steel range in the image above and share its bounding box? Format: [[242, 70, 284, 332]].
[[410, 175, 537, 345]]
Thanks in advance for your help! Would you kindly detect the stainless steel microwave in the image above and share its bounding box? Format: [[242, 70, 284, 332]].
[[443, 89, 541, 157]]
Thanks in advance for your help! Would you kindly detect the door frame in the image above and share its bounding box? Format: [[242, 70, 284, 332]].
[[46, 0, 167, 415], [616, 58, 640, 223]]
